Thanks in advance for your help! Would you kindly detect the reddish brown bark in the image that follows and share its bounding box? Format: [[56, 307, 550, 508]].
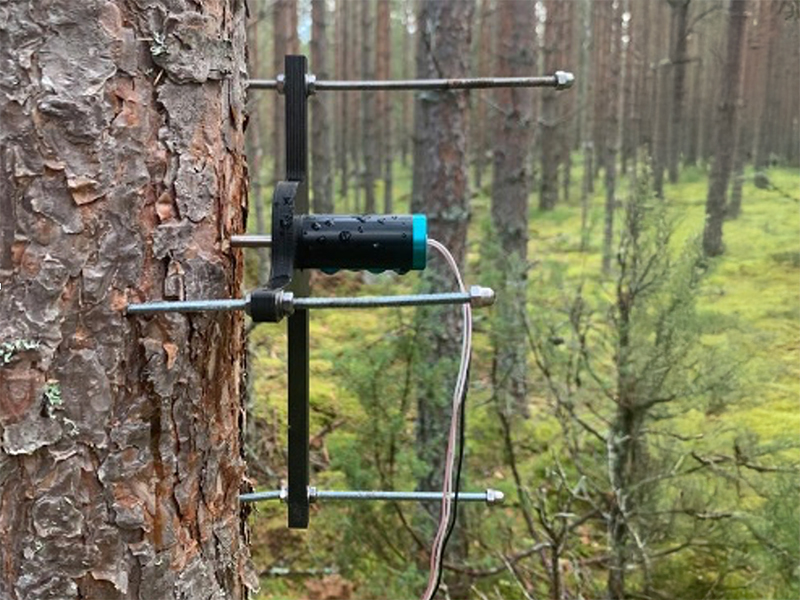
[[0, 2, 254, 598]]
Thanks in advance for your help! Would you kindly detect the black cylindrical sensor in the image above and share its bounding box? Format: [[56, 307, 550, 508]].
[[295, 214, 427, 273]]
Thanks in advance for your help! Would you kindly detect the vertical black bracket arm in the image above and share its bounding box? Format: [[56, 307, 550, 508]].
[[284, 56, 311, 529]]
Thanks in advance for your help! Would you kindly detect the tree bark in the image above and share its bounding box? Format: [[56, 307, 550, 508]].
[[704, 0, 748, 257], [412, 1, 474, 596], [491, 0, 536, 418], [754, 1, 781, 170], [474, 0, 493, 191], [0, 2, 255, 599], [247, 14, 270, 287], [667, 0, 691, 184], [376, 0, 393, 213], [361, 0, 377, 213], [540, 0, 564, 211], [602, 1, 622, 274], [311, 0, 334, 214], [273, 0, 298, 185], [652, 0, 670, 198], [336, 0, 349, 200]]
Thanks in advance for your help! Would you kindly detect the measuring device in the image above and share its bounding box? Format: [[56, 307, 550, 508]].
[[126, 56, 574, 534]]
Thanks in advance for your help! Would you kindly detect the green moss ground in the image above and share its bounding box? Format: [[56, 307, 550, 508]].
[[245, 161, 799, 598]]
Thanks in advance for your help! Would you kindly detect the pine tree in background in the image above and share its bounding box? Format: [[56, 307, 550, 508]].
[[411, 1, 474, 596], [491, 0, 536, 417], [311, 0, 333, 214], [704, 0, 748, 257]]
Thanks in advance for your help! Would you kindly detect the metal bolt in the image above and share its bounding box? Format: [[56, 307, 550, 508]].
[[230, 235, 272, 248], [276, 74, 285, 95], [469, 285, 496, 308], [485, 488, 505, 506], [554, 71, 575, 90], [305, 74, 317, 96]]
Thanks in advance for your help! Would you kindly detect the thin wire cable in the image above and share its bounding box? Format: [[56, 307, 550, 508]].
[[420, 239, 473, 600]]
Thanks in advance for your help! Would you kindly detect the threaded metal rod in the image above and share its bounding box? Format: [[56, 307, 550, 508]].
[[126, 288, 494, 316], [231, 234, 272, 248], [239, 488, 505, 505], [125, 298, 248, 314], [294, 292, 471, 310], [248, 72, 574, 92]]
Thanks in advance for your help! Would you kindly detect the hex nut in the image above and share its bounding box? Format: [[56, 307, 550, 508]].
[[470, 285, 496, 308], [486, 489, 505, 506], [276, 74, 286, 95], [554, 71, 575, 90], [306, 73, 317, 95]]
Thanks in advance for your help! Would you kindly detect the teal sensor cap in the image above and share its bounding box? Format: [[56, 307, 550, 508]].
[[412, 214, 427, 270]]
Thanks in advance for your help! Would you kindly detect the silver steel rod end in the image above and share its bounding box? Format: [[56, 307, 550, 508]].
[[470, 285, 496, 308], [554, 71, 575, 90], [486, 488, 505, 506]]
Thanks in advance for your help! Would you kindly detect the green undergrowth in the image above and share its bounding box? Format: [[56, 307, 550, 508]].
[[246, 160, 799, 599]]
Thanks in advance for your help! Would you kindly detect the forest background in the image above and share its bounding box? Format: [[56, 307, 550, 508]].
[[243, 1, 799, 599]]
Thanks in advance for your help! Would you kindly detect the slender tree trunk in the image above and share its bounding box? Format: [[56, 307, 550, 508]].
[[579, 0, 593, 251], [337, 0, 349, 200], [412, 1, 474, 596], [540, 0, 563, 211], [0, 3, 255, 599], [602, 1, 622, 274], [376, 0, 393, 213], [248, 17, 270, 286], [754, 2, 781, 171], [474, 0, 492, 191], [360, 0, 377, 213], [400, 0, 414, 167], [273, 0, 298, 184], [492, 0, 535, 417], [561, 0, 576, 200], [704, 0, 748, 257], [667, 0, 691, 184], [686, 23, 703, 166], [591, 0, 609, 184], [311, 0, 333, 214], [349, 0, 362, 211], [652, 0, 670, 198], [729, 2, 758, 219]]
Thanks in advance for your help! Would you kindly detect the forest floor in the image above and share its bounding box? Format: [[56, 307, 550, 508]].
[[243, 163, 800, 599]]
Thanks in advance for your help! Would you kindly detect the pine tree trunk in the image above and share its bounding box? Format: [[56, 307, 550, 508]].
[[400, 0, 414, 168], [492, 0, 535, 418], [248, 16, 270, 287], [667, 0, 690, 184], [337, 0, 349, 200], [376, 0, 393, 214], [360, 0, 377, 213], [412, 1, 474, 596], [602, 1, 622, 274], [704, 0, 748, 257], [311, 0, 333, 214], [0, 2, 255, 598], [273, 0, 297, 184], [754, 2, 781, 171], [652, 0, 670, 198], [349, 0, 362, 212], [540, 0, 563, 211], [579, 0, 594, 251], [561, 0, 576, 200], [474, 0, 492, 191]]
